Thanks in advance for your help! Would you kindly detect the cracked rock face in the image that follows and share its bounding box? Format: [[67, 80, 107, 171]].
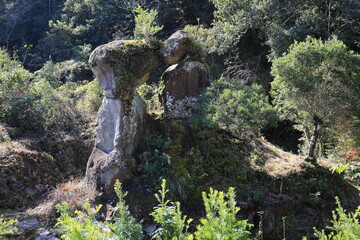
[[161, 61, 210, 118]]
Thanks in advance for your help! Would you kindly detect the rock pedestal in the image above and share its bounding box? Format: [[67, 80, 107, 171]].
[[86, 40, 161, 199], [85, 92, 145, 197], [85, 31, 206, 200]]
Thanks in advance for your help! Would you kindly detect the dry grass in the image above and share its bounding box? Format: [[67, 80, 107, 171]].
[[26, 177, 95, 221], [250, 137, 304, 177]]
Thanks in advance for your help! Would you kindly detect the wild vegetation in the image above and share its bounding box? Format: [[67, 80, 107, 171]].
[[0, 0, 359, 239]]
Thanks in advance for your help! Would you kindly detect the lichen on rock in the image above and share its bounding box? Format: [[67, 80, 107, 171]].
[[162, 30, 189, 65]]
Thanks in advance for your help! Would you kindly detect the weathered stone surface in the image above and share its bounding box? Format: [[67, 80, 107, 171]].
[[89, 40, 163, 100], [161, 61, 210, 118], [162, 30, 189, 65], [14, 218, 40, 236], [85, 31, 208, 201], [0, 123, 14, 142], [35, 236, 60, 240], [85, 91, 145, 199]]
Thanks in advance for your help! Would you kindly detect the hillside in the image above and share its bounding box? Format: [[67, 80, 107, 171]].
[[0, 0, 360, 240]]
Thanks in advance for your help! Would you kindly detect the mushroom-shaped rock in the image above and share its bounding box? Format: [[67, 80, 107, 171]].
[[89, 40, 163, 100], [162, 30, 189, 65], [161, 61, 210, 118]]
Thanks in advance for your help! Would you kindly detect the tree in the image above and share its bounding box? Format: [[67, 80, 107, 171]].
[[271, 36, 360, 162], [133, 6, 163, 39], [208, 0, 360, 57]]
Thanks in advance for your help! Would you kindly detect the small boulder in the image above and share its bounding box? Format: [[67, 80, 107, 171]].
[[161, 61, 210, 118], [14, 218, 40, 236], [35, 236, 60, 240], [162, 30, 189, 65], [0, 123, 14, 142]]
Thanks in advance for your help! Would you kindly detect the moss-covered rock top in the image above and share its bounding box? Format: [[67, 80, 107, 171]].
[[89, 39, 163, 100]]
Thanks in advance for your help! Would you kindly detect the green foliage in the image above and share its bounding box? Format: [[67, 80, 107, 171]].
[[56, 202, 111, 240], [195, 187, 253, 240], [151, 179, 192, 240], [56, 180, 142, 240], [0, 48, 90, 132], [209, 0, 261, 54], [139, 115, 252, 201], [0, 48, 39, 130], [330, 164, 360, 180], [134, 6, 163, 39], [76, 80, 103, 112], [183, 25, 217, 54], [271, 37, 360, 156], [209, 0, 360, 57], [307, 197, 360, 240], [32, 79, 79, 131], [151, 180, 253, 240], [0, 218, 17, 239], [35, 60, 91, 88], [200, 77, 277, 137], [105, 181, 143, 240], [138, 83, 163, 113], [41, 0, 135, 62]]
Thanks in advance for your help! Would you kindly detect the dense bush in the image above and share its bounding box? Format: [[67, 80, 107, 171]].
[[0, 48, 98, 132], [56, 179, 253, 240], [76, 80, 103, 112], [199, 77, 278, 137], [0, 48, 40, 130], [56, 180, 142, 240]]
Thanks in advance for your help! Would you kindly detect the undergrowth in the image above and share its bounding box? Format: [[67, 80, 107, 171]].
[[56, 179, 253, 240]]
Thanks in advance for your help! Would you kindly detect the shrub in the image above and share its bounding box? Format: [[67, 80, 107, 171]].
[[76, 80, 103, 112], [199, 77, 278, 137], [56, 180, 142, 240], [151, 180, 253, 240], [35, 60, 90, 88], [151, 179, 192, 240], [32, 79, 79, 131], [105, 181, 143, 240], [0, 218, 17, 239], [194, 188, 253, 240], [304, 197, 360, 240], [56, 179, 254, 240], [0, 48, 40, 130], [133, 6, 163, 39]]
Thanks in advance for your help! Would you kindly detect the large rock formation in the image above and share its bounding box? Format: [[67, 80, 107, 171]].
[[85, 31, 208, 200], [86, 40, 162, 199], [161, 61, 211, 118]]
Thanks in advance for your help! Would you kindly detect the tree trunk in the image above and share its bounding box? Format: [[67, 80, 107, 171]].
[[305, 116, 322, 163]]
